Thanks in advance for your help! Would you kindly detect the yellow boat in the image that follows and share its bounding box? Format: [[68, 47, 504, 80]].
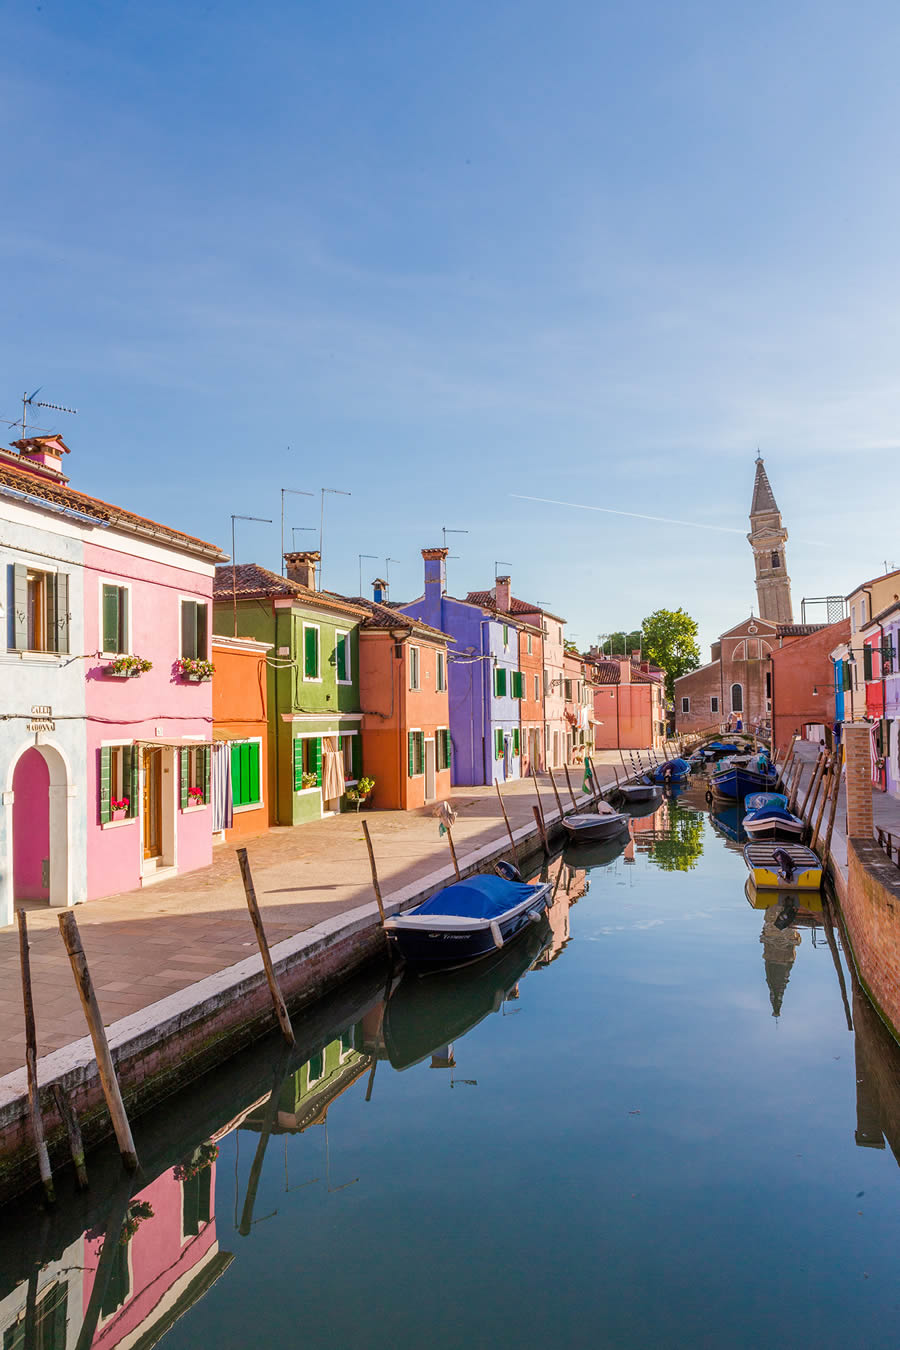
[[742, 842, 822, 891]]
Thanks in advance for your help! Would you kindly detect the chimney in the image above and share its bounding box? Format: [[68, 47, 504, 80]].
[[284, 550, 320, 590], [422, 547, 448, 595], [11, 436, 70, 482], [372, 577, 388, 604], [631, 649, 641, 664], [495, 575, 511, 613], [618, 658, 631, 684]]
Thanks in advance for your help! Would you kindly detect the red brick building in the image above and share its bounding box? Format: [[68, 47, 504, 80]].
[[769, 618, 850, 755]]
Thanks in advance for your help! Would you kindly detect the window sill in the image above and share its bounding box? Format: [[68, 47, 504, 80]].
[[336, 679, 353, 686], [233, 801, 263, 814], [295, 786, 321, 796], [302, 677, 322, 684], [102, 817, 138, 830], [15, 651, 64, 662], [182, 803, 208, 813]]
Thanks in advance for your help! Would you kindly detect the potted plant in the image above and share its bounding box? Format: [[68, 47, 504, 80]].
[[111, 797, 129, 821], [106, 654, 152, 678], [345, 776, 375, 810], [301, 771, 318, 790], [187, 786, 205, 807], [176, 657, 215, 682]]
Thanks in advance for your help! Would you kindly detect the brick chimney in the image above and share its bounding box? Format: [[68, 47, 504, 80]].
[[372, 578, 388, 604], [284, 550, 320, 589], [495, 575, 511, 613], [11, 436, 70, 482]]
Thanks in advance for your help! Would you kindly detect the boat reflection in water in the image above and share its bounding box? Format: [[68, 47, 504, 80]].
[[381, 920, 551, 1072]]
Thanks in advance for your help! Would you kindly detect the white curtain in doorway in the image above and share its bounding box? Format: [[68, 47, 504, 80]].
[[322, 736, 346, 803], [212, 742, 233, 832]]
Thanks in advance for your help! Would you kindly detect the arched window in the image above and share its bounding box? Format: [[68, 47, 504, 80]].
[[759, 640, 772, 655], [771, 551, 781, 568], [732, 641, 747, 660], [731, 683, 743, 712]]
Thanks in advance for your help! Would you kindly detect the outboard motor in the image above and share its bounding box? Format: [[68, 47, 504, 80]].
[[772, 848, 796, 884], [495, 860, 522, 883]]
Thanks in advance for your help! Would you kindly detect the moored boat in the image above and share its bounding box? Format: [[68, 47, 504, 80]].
[[745, 792, 788, 811], [711, 764, 776, 801], [562, 810, 630, 843], [742, 842, 822, 891], [742, 804, 805, 840], [650, 757, 691, 784], [617, 778, 660, 803], [384, 872, 552, 969]]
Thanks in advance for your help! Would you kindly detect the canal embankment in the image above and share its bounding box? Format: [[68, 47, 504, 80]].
[[0, 763, 623, 1203]]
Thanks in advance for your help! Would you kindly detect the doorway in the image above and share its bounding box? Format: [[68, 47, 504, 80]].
[[13, 748, 50, 901], [142, 748, 163, 861], [424, 738, 436, 801]]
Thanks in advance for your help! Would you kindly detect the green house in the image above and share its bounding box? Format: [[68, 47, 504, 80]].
[[213, 553, 367, 825]]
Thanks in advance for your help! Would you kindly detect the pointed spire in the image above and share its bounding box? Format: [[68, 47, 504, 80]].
[[751, 456, 779, 516]]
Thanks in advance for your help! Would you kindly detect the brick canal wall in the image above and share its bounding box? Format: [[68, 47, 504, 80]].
[[842, 839, 900, 1042]]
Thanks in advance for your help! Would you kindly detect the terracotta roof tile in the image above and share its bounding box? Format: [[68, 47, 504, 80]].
[[464, 590, 566, 624], [342, 595, 452, 641]]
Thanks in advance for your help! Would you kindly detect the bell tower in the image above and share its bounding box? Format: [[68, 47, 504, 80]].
[[748, 456, 792, 623]]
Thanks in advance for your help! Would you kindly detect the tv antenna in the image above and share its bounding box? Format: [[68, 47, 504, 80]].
[[20, 388, 78, 441]]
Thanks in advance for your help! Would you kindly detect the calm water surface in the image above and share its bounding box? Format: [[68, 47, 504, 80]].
[[3, 783, 900, 1350]]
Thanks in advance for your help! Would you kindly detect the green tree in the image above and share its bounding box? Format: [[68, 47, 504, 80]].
[[600, 630, 643, 658], [648, 802, 704, 873], [640, 608, 700, 701]]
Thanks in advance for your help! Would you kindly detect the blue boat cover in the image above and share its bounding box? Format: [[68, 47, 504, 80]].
[[707, 742, 739, 753], [413, 874, 535, 920], [745, 805, 800, 825], [745, 792, 788, 811]]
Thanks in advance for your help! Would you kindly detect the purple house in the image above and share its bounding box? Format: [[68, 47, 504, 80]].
[[875, 597, 900, 799], [399, 548, 522, 786]]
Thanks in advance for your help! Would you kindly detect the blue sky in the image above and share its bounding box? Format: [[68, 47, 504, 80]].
[[3, 0, 899, 654]]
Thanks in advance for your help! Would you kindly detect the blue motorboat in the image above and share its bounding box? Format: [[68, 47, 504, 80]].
[[650, 756, 691, 784], [384, 872, 552, 969], [745, 791, 788, 812], [700, 741, 740, 760], [742, 804, 805, 840], [710, 764, 776, 801]]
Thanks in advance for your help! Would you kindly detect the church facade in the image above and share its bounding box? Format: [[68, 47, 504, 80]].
[[675, 458, 816, 737]]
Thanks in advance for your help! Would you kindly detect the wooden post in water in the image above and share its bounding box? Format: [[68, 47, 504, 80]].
[[445, 825, 462, 880], [787, 754, 804, 814], [822, 745, 845, 864], [236, 848, 295, 1047], [494, 781, 520, 869], [805, 754, 828, 834], [799, 751, 825, 824], [239, 1052, 293, 1237], [58, 912, 138, 1171], [361, 819, 387, 923], [546, 767, 564, 820], [51, 1082, 88, 1190], [17, 911, 54, 1204], [563, 764, 579, 812], [619, 748, 629, 782], [811, 756, 834, 852], [532, 804, 549, 854]]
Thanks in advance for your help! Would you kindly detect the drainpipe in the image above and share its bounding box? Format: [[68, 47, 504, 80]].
[[481, 619, 492, 786]]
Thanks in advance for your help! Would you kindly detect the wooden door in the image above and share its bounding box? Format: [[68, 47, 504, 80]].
[[142, 749, 162, 860]]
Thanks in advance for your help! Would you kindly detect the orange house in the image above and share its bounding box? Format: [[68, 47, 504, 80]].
[[212, 633, 273, 838], [588, 655, 666, 750], [355, 590, 453, 810]]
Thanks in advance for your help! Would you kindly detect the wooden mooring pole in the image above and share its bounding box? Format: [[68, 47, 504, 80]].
[[546, 767, 564, 820], [799, 751, 825, 825], [444, 824, 462, 880], [58, 911, 138, 1172], [811, 755, 834, 852], [51, 1082, 88, 1190], [563, 764, 579, 813], [494, 780, 520, 869], [361, 819, 388, 923], [532, 805, 550, 854], [17, 911, 54, 1204], [236, 847, 295, 1047], [822, 745, 845, 865]]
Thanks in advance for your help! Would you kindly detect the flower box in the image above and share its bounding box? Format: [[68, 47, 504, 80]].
[[112, 808, 127, 821], [183, 673, 212, 683], [104, 668, 141, 679]]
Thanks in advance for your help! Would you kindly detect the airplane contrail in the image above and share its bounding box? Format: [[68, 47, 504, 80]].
[[509, 493, 825, 545]]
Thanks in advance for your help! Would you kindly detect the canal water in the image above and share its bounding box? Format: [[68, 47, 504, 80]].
[[3, 782, 900, 1349]]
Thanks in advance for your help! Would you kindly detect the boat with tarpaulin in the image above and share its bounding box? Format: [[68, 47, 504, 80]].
[[742, 843, 822, 891], [383, 872, 551, 969]]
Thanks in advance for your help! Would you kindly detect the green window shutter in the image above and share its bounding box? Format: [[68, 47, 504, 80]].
[[293, 739, 303, 790], [181, 601, 195, 658], [120, 586, 129, 654], [103, 584, 120, 652], [495, 668, 506, 697], [408, 731, 414, 777], [304, 627, 318, 677], [203, 745, 211, 804], [231, 743, 243, 807], [196, 602, 208, 660], [513, 728, 520, 755], [50, 573, 69, 653], [336, 635, 347, 682], [180, 748, 189, 809], [12, 563, 28, 650], [863, 644, 873, 681], [503, 624, 509, 646], [129, 746, 139, 815], [315, 737, 323, 786], [248, 742, 260, 803], [495, 729, 503, 759], [417, 732, 425, 775], [842, 661, 852, 692], [99, 746, 111, 824], [121, 746, 134, 816]]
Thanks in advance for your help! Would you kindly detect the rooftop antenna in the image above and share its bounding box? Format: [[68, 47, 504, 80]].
[[231, 514, 273, 636], [281, 486, 314, 575], [292, 526, 316, 549], [20, 388, 78, 441], [385, 557, 401, 591], [442, 528, 468, 587], [494, 560, 513, 579], [319, 487, 351, 590], [358, 553, 377, 596]]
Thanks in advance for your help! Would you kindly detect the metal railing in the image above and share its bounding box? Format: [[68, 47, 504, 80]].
[[875, 827, 900, 869]]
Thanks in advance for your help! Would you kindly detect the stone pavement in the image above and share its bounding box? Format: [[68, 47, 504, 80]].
[[0, 756, 632, 1080]]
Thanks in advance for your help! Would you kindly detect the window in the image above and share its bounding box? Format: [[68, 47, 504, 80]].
[[334, 630, 351, 683], [511, 671, 524, 699], [302, 624, 320, 680], [437, 728, 451, 770], [564, 679, 573, 701], [534, 674, 540, 702], [863, 644, 873, 681], [180, 599, 208, 660], [558, 627, 562, 643], [408, 730, 425, 776], [731, 683, 743, 713], [11, 564, 69, 654], [512, 727, 520, 756], [307, 1051, 324, 1084], [100, 745, 137, 822], [861, 598, 867, 624], [4, 1281, 68, 1350], [341, 734, 358, 781], [733, 641, 747, 660], [771, 551, 780, 568], [182, 1165, 212, 1237], [101, 583, 129, 655], [710, 696, 719, 714], [494, 728, 504, 759], [409, 646, 420, 691], [765, 671, 772, 699], [494, 667, 507, 697], [526, 633, 533, 655], [436, 650, 447, 691], [231, 740, 261, 808], [293, 737, 322, 789], [503, 624, 509, 647], [681, 696, 690, 714], [181, 745, 211, 807]]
